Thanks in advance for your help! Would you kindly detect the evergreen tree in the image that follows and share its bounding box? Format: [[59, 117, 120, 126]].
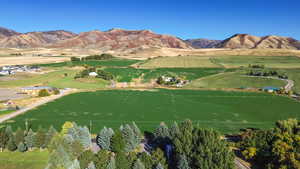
[[71, 140, 84, 159], [35, 126, 46, 149], [78, 150, 95, 169], [177, 155, 190, 169], [139, 152, 154, 169], [0, 128, 9, 152], [121, 124, 139, 152], [68, 124, 91, 149], [115, 152, 131, 169], [152, 148, 168, 169], [133, 159, 145, 169], [7, 137, 17, 151], [5, 125, 14, 138], [45, 126, 57, 147], [24, 129, 36, 150], [86, 162, 96, 169], [111, 130, 125, 153], [69, 159, 81, 169], [131, 122, 142, 144], [15, 127, 25, 145], [107, 156, 116, 169], [154, 122, 170, 146], [169, 122, 180, 139], [17, 142, 27, 152], [155, 163, 164, 169], [96, 127, 114, 150], [94, 150, 110, 169]]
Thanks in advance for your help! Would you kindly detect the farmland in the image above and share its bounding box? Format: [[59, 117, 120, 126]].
[[186, 72, 286, 89], [5, 89, 300, 133]]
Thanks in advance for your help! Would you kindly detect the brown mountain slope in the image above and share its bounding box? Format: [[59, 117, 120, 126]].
[[217, 34, 300, 49], [0, 30, 77, 48], [0, 27, 20, 39], [49, 29, 191, 50], [185, 39, 221, 48]]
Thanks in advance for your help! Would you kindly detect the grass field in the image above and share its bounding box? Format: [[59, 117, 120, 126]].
[[0, 151, 49, 169], [139, 55, 300, 69], [0, 69, 109, 89], [283, 69, 300, 93], [186, 72, 286, 89], [5, 89, 300, 133], [139, 56, 221, 68]]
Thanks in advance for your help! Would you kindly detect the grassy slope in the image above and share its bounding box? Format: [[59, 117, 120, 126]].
[[186, 72, 286, 89], [283, 69, 300, 93], [140, 56, 221, 68], [0, 151, 49, 169], [6, 89, 300, 133], [212, 55, 300, 68]]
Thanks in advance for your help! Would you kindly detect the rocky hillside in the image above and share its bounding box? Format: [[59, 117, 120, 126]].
[[49, 29, 191, 50], [216, 34, 300, 49], [185, 39, 221, 48], [0, 27, 20, 39], [0, 30, 77, 48], [0, 27, 191, 50]]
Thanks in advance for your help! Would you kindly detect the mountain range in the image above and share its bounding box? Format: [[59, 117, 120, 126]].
[[0, 27, 299, 50]]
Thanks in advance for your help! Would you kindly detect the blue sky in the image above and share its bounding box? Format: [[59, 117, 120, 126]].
[[0, 0, 299, 40]]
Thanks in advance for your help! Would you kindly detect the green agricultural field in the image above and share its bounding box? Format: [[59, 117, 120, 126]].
[[139, 56, 221, 68], [186, 72, 286, 89], [103, 67, 232, 82], [282, 69, 300, 94], [0, 151, 49, 169], [0, 69, 109, 89], [211, 55, 300, 68], [5, 89, 300, 133]]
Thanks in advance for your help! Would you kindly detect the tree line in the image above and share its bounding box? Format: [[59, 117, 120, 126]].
[[0, 120, 235, 169]]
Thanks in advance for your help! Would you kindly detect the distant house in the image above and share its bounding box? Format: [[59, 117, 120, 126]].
[[89, 72, 98, 77], [262, 86, 280, 93], [20, 86, 54, 96]]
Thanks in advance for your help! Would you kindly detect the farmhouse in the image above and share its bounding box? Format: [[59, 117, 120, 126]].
[[0, 65, 41, 76], [20, 86, 54, 96], [89, 72, 98, 77]]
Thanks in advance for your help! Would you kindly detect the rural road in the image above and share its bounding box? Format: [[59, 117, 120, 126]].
[[235, 158, 251, 169], [0, 88, 75, 123]]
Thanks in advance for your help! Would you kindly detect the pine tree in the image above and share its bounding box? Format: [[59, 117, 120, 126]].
[[35, 126, 46, 149], [154, 122, 170, 138], [115, 152, 130, 169], [169, 122, 180, 139], [111, 130, 125, 153], [15, 127, 25, 145], [86, 162, 96, 169], [24, 129, 35, 150], [7, 137, 17, 151], [17, 142, 27, 152], [131, 122, 142, 144], [5, 125, 14, 138], [96, 127, 114, 150], [177, 155, 190, 169], [0, 128, 9, 152], [155, 163, 164, 169], [121, 124, 138, 152], [133, 159, 145, 169], [45, 126, 57, 147], [152, 148, 168, 169], [107, 156, 116, 169], [69, 159, 81, 169]]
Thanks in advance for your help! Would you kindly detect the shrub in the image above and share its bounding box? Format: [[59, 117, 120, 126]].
[[71, 57, 81, 62], [38, 89, 50, 97]]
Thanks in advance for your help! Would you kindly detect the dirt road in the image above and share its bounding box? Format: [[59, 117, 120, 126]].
[[0, 88, 75, 123]]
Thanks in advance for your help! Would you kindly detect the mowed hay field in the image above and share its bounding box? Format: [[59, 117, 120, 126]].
[[0, 151, 49, 169], [5, 89, 300, 133], [139, 55, 300, 69], [186, 72, 286, 89]]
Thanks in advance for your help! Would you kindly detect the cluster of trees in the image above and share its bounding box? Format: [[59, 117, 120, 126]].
[[247, 69, 289, 79], [38, 88, 60, 97], [44, 120, 234, 169], [238, 119, 300, 169], [248, 64, 265, 69], [156, 76, 184, 86], [71, 54, 114, 62], [0, 125, 57, 152], [74, 67, 114, 81]]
